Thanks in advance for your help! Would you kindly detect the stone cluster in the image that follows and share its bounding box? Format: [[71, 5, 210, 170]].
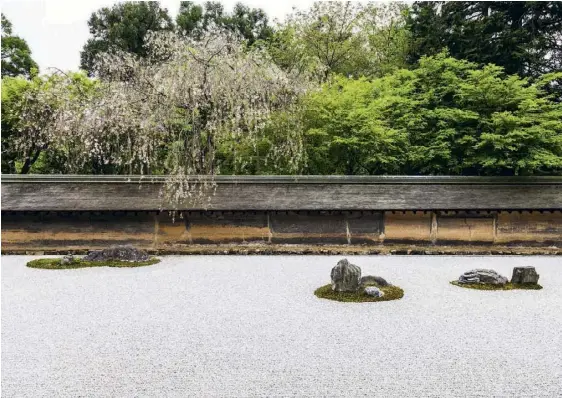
[[330, 258, 389, 296], [458, 266, 540, 286], [84, 245, 149, 262]]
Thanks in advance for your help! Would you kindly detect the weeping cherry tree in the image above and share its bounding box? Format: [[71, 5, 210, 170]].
[[29, 29, 308, 207]]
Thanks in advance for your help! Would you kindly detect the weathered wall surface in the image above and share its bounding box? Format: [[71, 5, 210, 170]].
[[3, 210, 562, 253], [384, 212, 432, 243], [4, 175, 562, 211], [2, 175, 561, 253]]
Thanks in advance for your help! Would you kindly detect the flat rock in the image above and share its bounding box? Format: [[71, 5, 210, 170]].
[[83, 245, 149, 262], [458, 269, 508, 285], [364, 286, 384, 298], [331, 259, 361, 292], [511, 266, 540, 284], [361, 275, 390, 287]]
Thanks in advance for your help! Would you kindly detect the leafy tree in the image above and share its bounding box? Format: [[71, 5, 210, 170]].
[[175, 1, 206, 37], [226, 2, 273, 45], [299, 52, 562, 176], [362, 4, 411, 77], [1, 72, 98, 174], [268, 1, 409, 81], [407, 2, 562, 78], [216, 109, 306, 175], [80, 2, 174, 75], [300, 76, 409, 175], [176, 1, 273, 45], [1, 76, 29, 173], [1, 13, 38, 78]]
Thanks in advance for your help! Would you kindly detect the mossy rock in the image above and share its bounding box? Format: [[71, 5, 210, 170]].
[[450, 280, 542, 290], [26, 257, 160, 270], [314, 283, 404, 303]]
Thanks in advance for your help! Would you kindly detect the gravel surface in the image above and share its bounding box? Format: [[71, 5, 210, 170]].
[[2, 255, 562, 397]]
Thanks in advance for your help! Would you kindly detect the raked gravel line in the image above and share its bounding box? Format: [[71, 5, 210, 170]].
[[2, 255, 562, 398]]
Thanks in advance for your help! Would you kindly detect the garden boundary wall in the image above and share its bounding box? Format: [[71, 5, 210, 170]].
[[2, 175, 562, 254]]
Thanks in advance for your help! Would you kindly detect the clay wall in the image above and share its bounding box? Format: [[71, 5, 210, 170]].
[[3, 210, 561, 253]]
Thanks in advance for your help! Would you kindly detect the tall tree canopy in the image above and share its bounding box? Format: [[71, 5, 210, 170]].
[[80, 1, 174, 75], [176, 1, 273, 45], [10, 1, 562, 180], [268, 1, 409, 81], [1, 13, 38, 78], [407, 2, 562, 78]]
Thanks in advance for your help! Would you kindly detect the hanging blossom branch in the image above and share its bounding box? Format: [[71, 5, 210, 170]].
[[41, 28, 309, 209]]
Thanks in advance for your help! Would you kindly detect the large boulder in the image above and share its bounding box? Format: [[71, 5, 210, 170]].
[[458, 269, 508, 285], [511, 266, 540, 284], [84, 245, 149, 262], [331, 259, 361, 292], [360, 275, 390, 287]]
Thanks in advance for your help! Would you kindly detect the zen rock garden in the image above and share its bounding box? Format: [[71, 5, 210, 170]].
[[26, 245, 160, 269], [314, 258, 404, 302], [451, 266, 542, 290], [26, 249, 544, 295]]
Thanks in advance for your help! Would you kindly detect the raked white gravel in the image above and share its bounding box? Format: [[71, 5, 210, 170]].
[[2, 255, 562, 397]]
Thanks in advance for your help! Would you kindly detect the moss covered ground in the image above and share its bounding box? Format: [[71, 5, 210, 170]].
[[314, 283, 404, 303], [26, 257, 160, 269]]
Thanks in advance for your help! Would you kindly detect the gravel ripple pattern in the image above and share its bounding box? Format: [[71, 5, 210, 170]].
[[2, 255, 562, 397]]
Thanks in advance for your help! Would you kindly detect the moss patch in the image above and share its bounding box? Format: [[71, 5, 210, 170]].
[[314, 283, 404, 303], [450, 280, 542, 290], [26, 257, 160, 270]]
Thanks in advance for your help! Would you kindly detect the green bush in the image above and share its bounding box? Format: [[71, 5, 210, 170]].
[[300, 52, 562, 176]]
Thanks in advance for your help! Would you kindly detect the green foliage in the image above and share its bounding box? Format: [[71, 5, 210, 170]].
[[26, 257, 160, 269], [300, 53, 562, 176], [5, 2, 562, 178], [314, 283, 405, 302], [216, 109, 306, 175], [450, 281, 543, 290], [407, 2, 562, 78], [302, 75, 408, 175], [2, 75, 29, 173], [1, 13, 38, 78], [1, 72, 99, 174], [176, 1, 273, 45], [80, 2, 174, 75], [268, 2, 410, 81]]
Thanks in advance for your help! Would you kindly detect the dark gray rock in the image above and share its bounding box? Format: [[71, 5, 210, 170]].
[[83, 245, 149, 262], [511, 267, 540, 284], [364, 286, 384, 298], [360, 275, 390, 287], [61, 255, 74, 266], [331, 259, 361, 292], [458, 269, 508, 285]]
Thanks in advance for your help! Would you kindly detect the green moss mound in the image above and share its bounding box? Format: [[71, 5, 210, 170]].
[[26, 257, 160, 270], [314, 283, 404, 303], [450, 280, 542, 290]]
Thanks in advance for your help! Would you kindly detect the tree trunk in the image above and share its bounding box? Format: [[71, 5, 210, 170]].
[[20, 148, 42, 174]]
